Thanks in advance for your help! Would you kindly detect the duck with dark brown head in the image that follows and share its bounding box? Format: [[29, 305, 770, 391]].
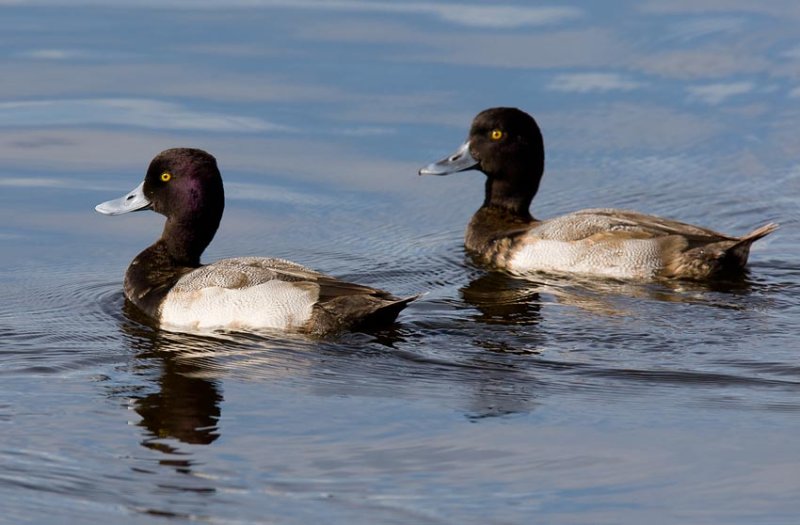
[[97, 148, 416, 336], [420, 107, 777, 280]]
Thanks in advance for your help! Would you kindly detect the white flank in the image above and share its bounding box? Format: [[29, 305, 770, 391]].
[[508, 238, 664, 280], [159, 279, 316, 332]]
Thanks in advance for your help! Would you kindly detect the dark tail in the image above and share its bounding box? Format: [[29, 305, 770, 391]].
[[356, 294, 420, 329], [724, 222, 779, 269]]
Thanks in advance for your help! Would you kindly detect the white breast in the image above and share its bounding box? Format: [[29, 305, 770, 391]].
[[159, 279, 317, 332]]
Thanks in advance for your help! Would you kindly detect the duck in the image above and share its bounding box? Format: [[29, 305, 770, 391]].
[[96, 148, 416, 335], [419, 107, 778, 280]]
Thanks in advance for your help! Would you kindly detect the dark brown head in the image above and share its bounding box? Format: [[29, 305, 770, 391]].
[[142, 148, 224, 221], [419, 107, 545, 218], [96, 148, 225, 264]]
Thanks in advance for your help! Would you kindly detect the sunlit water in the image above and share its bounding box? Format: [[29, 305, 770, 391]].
[[2, 2, 800, 524]]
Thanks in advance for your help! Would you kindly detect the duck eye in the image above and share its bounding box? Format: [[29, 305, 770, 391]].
[[160, 172, 172, 182], [490, 129, 504, 140]]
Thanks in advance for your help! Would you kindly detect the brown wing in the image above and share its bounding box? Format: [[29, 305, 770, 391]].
[[533, 208, 734, 246]]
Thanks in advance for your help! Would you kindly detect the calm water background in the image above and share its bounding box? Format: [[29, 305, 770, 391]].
[[1, 1, 799, 523]]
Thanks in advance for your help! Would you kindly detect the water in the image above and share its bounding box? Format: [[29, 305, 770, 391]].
[[2, 2, 799, 523]]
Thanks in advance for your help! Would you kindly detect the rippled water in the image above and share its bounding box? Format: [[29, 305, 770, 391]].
[[2, 2, 800, 524]]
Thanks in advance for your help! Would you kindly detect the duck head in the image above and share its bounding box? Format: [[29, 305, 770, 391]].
[[96, 148, 225, 265], [419, 107, 545, 218]]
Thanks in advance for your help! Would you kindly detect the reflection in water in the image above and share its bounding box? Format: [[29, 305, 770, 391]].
[[458, 270, 545, 360], [454, 270, 544, 416], [119, 302, 224, 485], [460, 271, 542, 326], [133, 353, 222, 447], [111, 261, 766, 442], [122, 304, 223, 446], [463, 262, 761, 318], [453, 264, 775, 420]]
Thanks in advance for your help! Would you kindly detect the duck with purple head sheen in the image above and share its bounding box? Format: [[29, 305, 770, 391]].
[[419, 107, 778, 280], [96, 148, 416, 336]]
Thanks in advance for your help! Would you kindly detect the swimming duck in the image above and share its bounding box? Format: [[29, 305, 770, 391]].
[[419, 107, 777, 280], [96, 148, 415, 335]]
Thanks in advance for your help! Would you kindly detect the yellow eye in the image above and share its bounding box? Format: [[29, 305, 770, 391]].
[[490, 129, 504, 140], [160, 172, 172, 182]]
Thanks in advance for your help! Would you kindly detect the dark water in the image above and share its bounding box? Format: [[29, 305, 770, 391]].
[[2, 2, 800, 523]]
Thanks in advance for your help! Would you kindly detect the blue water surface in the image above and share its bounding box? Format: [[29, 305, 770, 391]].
[[1, 1, 799, 524]]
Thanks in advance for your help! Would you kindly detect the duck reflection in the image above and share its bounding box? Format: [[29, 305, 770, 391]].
[[118, 302, 419, 451], [540, 271, 758, 313], [460, 271, 543, 326], [462, 258, 759, 322], [458, 270, 545, 358], [133, 349, 222, 447], [450, 271, 544, 417], [120, 303, 223, 450]]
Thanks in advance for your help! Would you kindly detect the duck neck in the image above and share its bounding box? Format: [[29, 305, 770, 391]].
[[160, 212, 220, 267], [481, 179, 533, 220], [481, 173, 539, 221]]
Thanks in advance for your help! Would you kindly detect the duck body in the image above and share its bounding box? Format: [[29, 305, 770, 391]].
[[97, 148, 414, 336], [466, 206, 777, 280], [420, 107, 777, 281]]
